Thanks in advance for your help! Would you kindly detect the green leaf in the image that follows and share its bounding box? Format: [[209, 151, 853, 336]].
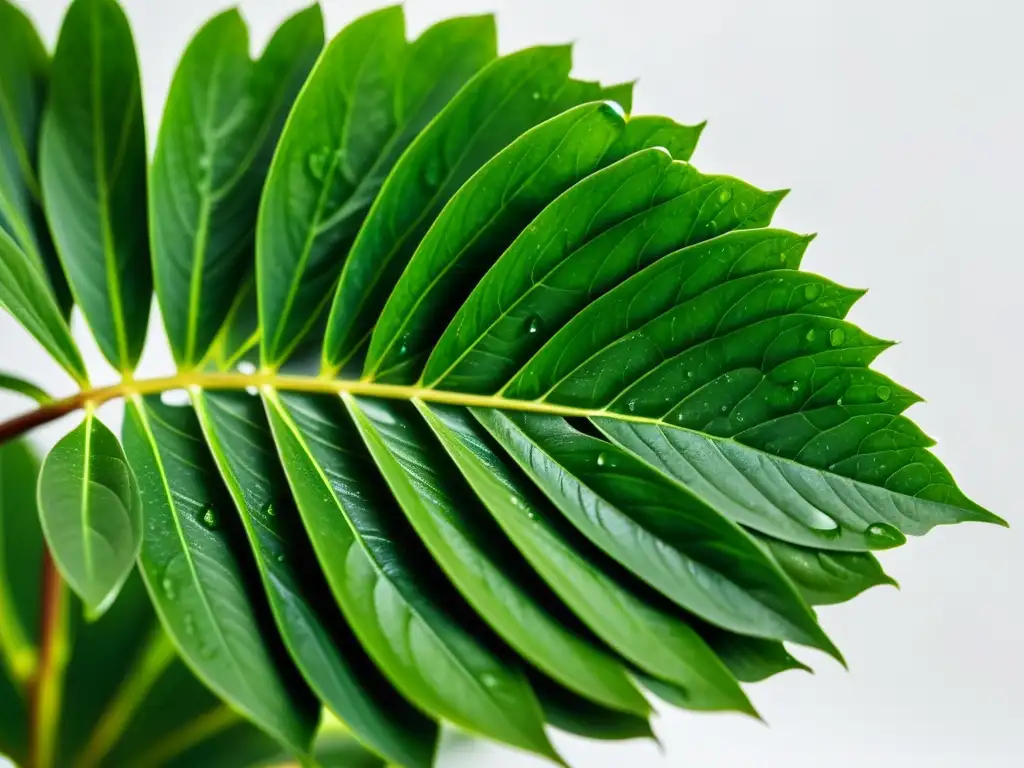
[[324, 44, 594, 370], [0, 370, 49, 404], [349, 395, 647, 717], [263, 390, 560, 762], [529, 672, 654, 742], [361, 100, 630, 383], [40, 0, 150, 371], [695, 626, 810, 683], [192, 389, 439, 768], [0, 0, 71, 312], [0, 439, 42, 764], [258, 8, 497, 367], [38, 411, 142, 618], [474, 408, 840, 659], [150, 6, 323, 369], [0, 229, 86, 384], [121, 396, 319, 756], [757, 535, 897, 606], [425, 154, 784, 394], [597, 416, 1003, 550], [421, 403, 753, 715]]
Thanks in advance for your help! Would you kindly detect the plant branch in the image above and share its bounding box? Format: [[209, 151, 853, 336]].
[[31, 550, 70, 768], [0, 370, 669, 447]]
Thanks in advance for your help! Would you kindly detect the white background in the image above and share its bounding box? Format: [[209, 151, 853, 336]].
[[2, 1, 1022, 766]]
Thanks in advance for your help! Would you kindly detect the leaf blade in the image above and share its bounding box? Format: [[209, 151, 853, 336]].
[[40, 0, 151, 371], [38, 411, 142, 618]]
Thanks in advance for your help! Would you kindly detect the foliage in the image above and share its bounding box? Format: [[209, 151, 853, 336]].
[[0, 0, 1002, 766]]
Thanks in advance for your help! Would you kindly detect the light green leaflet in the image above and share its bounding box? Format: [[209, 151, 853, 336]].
[[364, 105, 709, 384], [257, 8, 497, 367], [425, 154, 786, 393], [37, 410, 141, 618], [121, 396, 319, 756], [150, 6, 323, 368], [349, 394, 648, 717], [421, 402, 754, 716], [0, 372, 49, 404], [0, 229, 86, 384], [192, 389, 439, 768], [263, 390, 560, 763], [0, 0, 71, 312], [474, 408, 841, 660], [323, 44, 591, 371], [40, 0, 151, 372]]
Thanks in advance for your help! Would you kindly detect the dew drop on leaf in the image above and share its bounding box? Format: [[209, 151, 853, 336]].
[[806, 328, 817, 342], [627, 398, 637, 413], [864, 522, 907, 549], [829, 328, 845, 347], [876, 385, 892, 401], [200, 507, 219, 530], [525, 315, 542, 334], [717, 186, 733, 204], [161, 576, 177, 601], [810, 513, 841, 538], [804, 284, 823, 301], [596, 452, 609, 467], [307, 146, 332, 182], [481, 673, 499, 688]]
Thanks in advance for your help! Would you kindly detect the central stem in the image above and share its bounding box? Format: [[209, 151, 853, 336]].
[[0, 370, 619, 447]]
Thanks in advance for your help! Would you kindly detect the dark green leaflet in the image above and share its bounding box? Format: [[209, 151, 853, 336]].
[[258, 8, 497, 367], [696, 627, 810, 683], [37, 411, 142, 618], [350, 395, 648, 717], [364, 104, 705, 385], [40, 0, 151, 371], [363, 101, 629, 383], [0, 371, 49, 403], [426, 155, 785, 394], [0, 229, 86, 384], [474, 408, 841, 659], [324, 44, 597, 371], [121, 397, 319, 756], [0, 439, 42, 765], [263, 390, 560, 762], [529, 671, 654, 742], [150, 6, 323, 368], [422, 403, 753, 715], [0, 0, 71, 312], [757, 535, 896, 606], [601, 115, 704, 165], [192, 390, 438, 768]]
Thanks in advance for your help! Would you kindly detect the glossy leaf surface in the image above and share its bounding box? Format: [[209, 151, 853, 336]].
[[150, 6, 323, 367], [40, 0, 151, 371], [122, 396, 318, 756], [38, 412, 141, 617]]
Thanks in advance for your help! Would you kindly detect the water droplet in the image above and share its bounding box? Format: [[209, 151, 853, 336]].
[[596, 452, 609, 467], [244, 385, 258, 396], [161, 576, 177, 601], [805, 328, 817, 342], [531, 91, 541, 100], [276, 554, 286, 563], [864, 522, 906, 549], [803, 284, 823, 301], [424, 154, 444, 187], [237, 361, 257, 375], [829, 328, 846, 347], [264, 503, 276, 517], [481, 673, 499, 688], [627, 398, 637, 413], [201, 507, 218, 530], [307, 146, 333, 182], [527, 511, 537, 521], [686, 370, 694, 378], [717, 187, 733, 204], [791, 382, 800, 392], [809, 514, 841, 538], [526, 315, 542, 334], [876, 385, 891, 402], [837, 397, 844, 406], [720, 405, 728, 413]]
